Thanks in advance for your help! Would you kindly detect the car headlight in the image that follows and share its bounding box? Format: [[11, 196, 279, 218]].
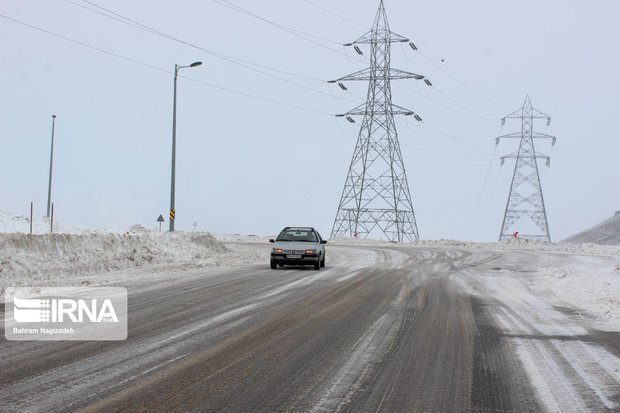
[[304, 249, 317, 255], [273, 248, 284, 253]]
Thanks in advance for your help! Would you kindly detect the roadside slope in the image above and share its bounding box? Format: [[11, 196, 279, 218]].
[[564, 211, 620, 245]]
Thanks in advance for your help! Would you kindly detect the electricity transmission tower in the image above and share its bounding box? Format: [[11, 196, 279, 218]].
[[330, 1, 426, 242], [497, 95, 556, 241]]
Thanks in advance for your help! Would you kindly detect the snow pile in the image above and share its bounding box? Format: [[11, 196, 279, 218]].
[[528, 263, 620, 324], [0, 209, 82, 234], [329, 237, 620, 258], [0, 231, 228, 293], [563, 211, 620, 245]]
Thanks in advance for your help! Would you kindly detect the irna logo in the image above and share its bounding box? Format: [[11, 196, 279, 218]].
[[5, 287, 128, 341], [13, 296, 119, 323]]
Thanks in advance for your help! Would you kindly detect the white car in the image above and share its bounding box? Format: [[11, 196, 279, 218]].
[[270, 227, 327, 270]]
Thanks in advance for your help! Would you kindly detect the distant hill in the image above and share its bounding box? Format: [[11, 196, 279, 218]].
[[563, 211, 620, 245]]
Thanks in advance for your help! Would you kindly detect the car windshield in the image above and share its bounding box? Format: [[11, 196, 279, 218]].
[[276, 230, 317, 242]]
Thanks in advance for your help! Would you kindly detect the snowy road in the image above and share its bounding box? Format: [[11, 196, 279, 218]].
[[1, 245, 619, 412]]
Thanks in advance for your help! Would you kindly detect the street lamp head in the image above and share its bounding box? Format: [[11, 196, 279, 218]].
[[190, 61, 203, 68], [52, 115, 56, 119]]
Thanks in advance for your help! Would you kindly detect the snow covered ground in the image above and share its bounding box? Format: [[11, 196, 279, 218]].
[[528, 257, 620, 325], [1, 209, 618, 328], [0, 210, 265, 299], [328, 237, 620, 330]]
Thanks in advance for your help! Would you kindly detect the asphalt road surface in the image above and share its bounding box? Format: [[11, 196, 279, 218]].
[[1, 245, 619, 412]]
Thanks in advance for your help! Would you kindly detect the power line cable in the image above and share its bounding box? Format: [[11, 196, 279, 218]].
[[400, 118, 496, 161], [281, 3, 502, 157], [70, 0, 321, 81], [66, 0, 362, 105], [0, 13, 332, 116], [403, 82, 497, 128], [420, 122, 496, 155], [301, 0, 368, 30], [400, 141, 495, 162], [0, 13, 168, 74], [465, 146, 498, 238], [217, 0, 343, 45], [73, 0, 323, 82], [417, 51, 511, 111], [181, 75, 331, 115], [429, 85, 499, 127], [211, 0, 357, 59], [470, 162, 503, 240], [207, 0, 504, 127], [297, 0, 509, 112]]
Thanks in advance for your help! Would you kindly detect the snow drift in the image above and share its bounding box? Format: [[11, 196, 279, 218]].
[[563, 211, 620, 245], [0, 229, 228, 292]]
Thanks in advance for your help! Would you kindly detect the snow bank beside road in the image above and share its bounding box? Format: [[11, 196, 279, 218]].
[[0, 230, 228, 294]]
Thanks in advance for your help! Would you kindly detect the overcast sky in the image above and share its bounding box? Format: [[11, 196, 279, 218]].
[[1, 0, 619, 241]]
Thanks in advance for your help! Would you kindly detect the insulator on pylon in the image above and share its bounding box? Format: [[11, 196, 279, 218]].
[[338, 82, 348, 91], [405, 112, 414, 116], [327, 80, 336, 84], [495, 137, 500, 145], [546, 158, 551, 166], [343, 43, 353, 46], [547, 117, 551, 126], [501, 118, 506, 126], [415, 75, 424, 80], [414, 114, 422, 122], [500, 157, 505, 165], [552, 137, 556, 145], [424, 79, 432, 86], [354, 46, 363, 55], [409, 42, 417, 50], [346, 116, 355, 123]]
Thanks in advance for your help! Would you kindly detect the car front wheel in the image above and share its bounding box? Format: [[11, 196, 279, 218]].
[[270, 260, 277, 270]]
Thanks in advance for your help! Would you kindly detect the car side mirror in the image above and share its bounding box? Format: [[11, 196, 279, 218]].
[[320, 240, 327, 244], [269, 239, 275, 243]]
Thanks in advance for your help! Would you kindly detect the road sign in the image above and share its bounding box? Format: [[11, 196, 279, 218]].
[[157, 215, 165, 232]]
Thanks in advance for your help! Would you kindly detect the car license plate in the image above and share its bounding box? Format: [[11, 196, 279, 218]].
[[287, 254, 302, 259]]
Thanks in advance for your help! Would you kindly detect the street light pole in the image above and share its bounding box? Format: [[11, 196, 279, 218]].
[[46, 114, 56, 218], [169, 61, 202, 232]]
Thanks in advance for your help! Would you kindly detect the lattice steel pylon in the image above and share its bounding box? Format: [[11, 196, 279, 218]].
[[497, 95, 556, 241], [330, 1, 426, 242]]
